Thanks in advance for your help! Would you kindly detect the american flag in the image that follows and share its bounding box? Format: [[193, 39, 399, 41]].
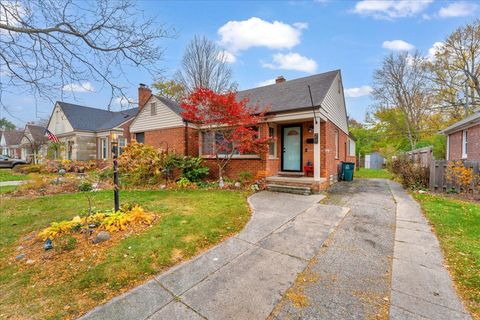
[[45, 129, 59, 143]]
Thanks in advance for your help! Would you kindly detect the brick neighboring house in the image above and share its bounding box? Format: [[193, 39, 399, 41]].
[[440, 112, 480, 161], [130, 70, 356, 192], [0, 130, 24, 159], [45, 102, 138, 161]]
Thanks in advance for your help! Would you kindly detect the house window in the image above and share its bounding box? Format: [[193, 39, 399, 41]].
[[201, 129, 259, 157], [135, 132, 145, 144], [348, 138, 355, 157], [335, 130, 339, 159], [118, 137, 126, 155], [100, 138, 108, 159], [462, 130, 468, 159], [268, 125, 277, 158], [150, 102, 157, 116]]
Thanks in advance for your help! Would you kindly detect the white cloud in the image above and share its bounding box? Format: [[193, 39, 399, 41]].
[[257, 79, 276, 87], [382, 40, 415, 51], [62, 82, 95, 93], [218, 17, 306, 53], [217, 50, 236, 64], [438, 1, 478, 18], [345, 86, 373, 98], [427, 42, 444, 61], [353, 0, 433, 19], [262, 53, 318, 74]]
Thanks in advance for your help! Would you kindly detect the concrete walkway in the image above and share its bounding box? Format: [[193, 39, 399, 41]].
[[388, 181, 471, 320], [0, 180, 25, 187], [79, 192, 349, 320], [270, 179, 470, 320]]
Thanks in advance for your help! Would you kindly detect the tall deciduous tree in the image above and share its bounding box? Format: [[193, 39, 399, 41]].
[[372, 52, 434, 150], [151, 79, 185, 102], [429, 19, 480, 116], [176, 36, 237, 94], [0, 117, 16, 130], [181, 88, 269, 187], [0, 0, 171, 110]]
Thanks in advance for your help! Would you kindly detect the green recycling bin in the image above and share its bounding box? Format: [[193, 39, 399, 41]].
[[341, 162, 355, 181]]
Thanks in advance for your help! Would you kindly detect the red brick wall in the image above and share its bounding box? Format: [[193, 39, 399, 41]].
[[448, 124, 480, 160], [321, 120, 355, 180], [136, 126, 194, 156]]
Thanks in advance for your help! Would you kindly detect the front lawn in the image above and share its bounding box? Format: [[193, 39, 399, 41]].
[[0, 189, 251, 319], [0, 169, 28, 182], [413, 193, 480, 318], [354, 168, 393, 179]]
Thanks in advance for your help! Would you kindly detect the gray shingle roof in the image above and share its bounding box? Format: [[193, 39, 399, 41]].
[[57, 102, 138, 132], [440, 112, 480, 134], [3, 130, 24, 145], [26, 124, 48, 143], [236, 70, 340, 113]]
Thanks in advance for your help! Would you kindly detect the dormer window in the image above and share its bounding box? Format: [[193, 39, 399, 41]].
[[150, 102, 157, 116]]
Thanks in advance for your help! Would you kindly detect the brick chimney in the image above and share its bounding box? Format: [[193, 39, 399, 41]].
[[275, 76, 286, 84], [138, 83, 152, 110]]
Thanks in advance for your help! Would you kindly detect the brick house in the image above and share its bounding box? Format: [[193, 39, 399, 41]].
[[441, 112, 480, 161], [130, 70, 355, 192], [45, 102, 137, 161]]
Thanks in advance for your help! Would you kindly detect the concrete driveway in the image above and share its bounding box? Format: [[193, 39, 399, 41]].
[[80, 192, 349, 320], [80, 180, 471, 320]]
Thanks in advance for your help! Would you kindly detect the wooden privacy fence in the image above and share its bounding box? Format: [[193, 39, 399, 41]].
[[406, 146, 433, 168], [430, 160, 480, 192]]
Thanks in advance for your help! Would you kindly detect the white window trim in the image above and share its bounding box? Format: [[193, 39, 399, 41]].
[[446, 135, 450, 161], [100, 138, 109, 160], [268, 125, 278, 159], [199, 128, 261, 158], [462, 130, 468, 159]]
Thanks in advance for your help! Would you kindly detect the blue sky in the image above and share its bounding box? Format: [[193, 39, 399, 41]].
[[2, 0, 478, 127]]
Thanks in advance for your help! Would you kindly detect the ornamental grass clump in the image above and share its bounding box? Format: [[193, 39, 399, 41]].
[[37, 205, 154, 241]]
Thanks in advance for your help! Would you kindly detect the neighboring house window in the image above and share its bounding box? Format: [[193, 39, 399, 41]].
[[335, 130, 339, 159], [446, 135, 450, 161], [118, 137, 126, 155], [67, 141, 74, 160], [135, 132, 145, 144], [268, 125, 277, 158], [100, 138, 108, 159], [462, 130, 468, 159], [150, 102, 157, 116]]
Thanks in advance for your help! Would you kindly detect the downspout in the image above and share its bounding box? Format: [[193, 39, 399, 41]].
[[183, 120, 189, 156]]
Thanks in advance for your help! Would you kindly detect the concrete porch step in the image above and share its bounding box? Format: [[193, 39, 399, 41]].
[[266, 184, 312, 195], [277, 171, 305, 177]]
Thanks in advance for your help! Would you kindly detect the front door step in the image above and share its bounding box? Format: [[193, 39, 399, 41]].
[[277, 171, 304, 177], [266, 184, 312, 195]]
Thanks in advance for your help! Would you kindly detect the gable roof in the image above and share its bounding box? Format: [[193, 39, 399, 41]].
[[236, 70, 340, 113], [153, 95, 183, 115], [26, 124, 48, 143], [440, 112, 480, 134], [3, 130, 24, 145], [56, 102, 138, 132]]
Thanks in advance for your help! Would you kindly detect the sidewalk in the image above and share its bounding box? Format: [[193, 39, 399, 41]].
[[388, 181, 471, 320], [79, 191, 349, 320]]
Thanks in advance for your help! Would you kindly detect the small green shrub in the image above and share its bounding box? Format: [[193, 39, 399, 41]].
[[238, 171, 253, 183], [176, 177, 192, 188], [56, 235, 77, 252], [78, 181, 93, 192]]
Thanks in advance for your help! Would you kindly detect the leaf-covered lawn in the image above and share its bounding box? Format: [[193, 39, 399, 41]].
[[0, 169, 28, 182], [0, 189, 250, 319], [354, 168, 393, 179], [413, 193, 480, 318]]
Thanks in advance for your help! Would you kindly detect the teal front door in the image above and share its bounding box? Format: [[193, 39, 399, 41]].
[[281, 125, 302, 171]]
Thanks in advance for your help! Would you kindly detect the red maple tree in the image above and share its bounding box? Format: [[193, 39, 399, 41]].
[[181, 88, 271, 186]]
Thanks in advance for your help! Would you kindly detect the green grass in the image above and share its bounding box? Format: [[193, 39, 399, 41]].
[[0, 169, 28, 182], [0, 185, 18, 194], [354, 168, 393, 179], [413, 193, 480, 318], [0, 189, 250, 319]]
